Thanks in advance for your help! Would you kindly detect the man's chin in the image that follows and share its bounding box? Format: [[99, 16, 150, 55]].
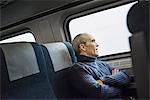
[[94, 54, 99, 57]]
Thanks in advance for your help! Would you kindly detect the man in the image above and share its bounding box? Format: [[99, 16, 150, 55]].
[[69, 33, 130, 99]]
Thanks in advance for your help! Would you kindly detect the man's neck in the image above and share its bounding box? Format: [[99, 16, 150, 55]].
[[79, 53, 97, 58], [80, 52, 89, 57]]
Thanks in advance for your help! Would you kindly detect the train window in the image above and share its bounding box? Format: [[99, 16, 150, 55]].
[[0, 32, 36, 43], [69, 2, 137, 56]]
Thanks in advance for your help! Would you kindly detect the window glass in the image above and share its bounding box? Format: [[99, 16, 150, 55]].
[[69, 2, 137, 56], [0, 32, 36, 43]]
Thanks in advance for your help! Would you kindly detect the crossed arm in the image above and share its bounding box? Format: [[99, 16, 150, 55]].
[[97, 69, 130, 87], [96, 69, 119, 84], [69, 65, 130, 98]]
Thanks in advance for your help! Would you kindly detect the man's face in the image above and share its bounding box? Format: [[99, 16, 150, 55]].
[[79, 33, 99, 57]]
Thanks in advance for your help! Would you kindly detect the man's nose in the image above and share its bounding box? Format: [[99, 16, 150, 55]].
[[96, 42, 99, 47]]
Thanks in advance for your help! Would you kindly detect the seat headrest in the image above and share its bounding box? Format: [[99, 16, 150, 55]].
[[1, 43, 40, 81], [43, 42, 76, 72], [127, 1, 149, 34]]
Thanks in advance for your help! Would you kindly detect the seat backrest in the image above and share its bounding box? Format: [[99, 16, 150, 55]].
[[42, 42, 77, 99], [0, 42, 56, 99], [127, 1, 149, 99]]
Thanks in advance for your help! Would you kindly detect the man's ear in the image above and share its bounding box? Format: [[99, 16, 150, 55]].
[[79, 44, 86, 51]]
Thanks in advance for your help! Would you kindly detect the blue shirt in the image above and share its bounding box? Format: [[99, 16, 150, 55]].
[[69, 55, 130, 99]]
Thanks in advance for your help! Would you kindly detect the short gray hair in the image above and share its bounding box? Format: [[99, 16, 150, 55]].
[[72, 33, 87, 54]]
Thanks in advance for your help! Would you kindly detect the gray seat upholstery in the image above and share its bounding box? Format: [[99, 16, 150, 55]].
[[127, 1, 149, 99], [0, 42, 56, 99], [41, 42, 77, 99]]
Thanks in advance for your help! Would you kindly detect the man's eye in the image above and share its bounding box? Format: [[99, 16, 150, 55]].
[[91, 40, 95, 42]]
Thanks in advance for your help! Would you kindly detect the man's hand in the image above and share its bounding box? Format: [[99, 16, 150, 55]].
[[112, 69, 119, 75], [96, 80, 103, 85]]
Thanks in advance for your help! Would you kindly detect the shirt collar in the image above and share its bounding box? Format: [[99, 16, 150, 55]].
[[77, 55, 97, 62]]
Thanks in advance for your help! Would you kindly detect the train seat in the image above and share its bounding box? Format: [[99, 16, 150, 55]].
[[42, 42, 77, 99], [127, 1, 149, 99], [0, 42, 56, 99]]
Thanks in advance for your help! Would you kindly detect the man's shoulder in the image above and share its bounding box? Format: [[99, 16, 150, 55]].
[[71, 62, 93, 71], [70, 62, 93, 75], [72, 62, 86, 68]]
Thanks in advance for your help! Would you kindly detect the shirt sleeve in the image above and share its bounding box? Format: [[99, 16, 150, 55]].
[[69, 64, 122, 98], [100, 63, 130, 87]]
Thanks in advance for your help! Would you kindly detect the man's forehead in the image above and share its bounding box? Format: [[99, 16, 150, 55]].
[[82, 33, 95, 40]]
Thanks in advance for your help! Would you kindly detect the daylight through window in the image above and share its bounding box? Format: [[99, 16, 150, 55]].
[[0, 32, 36, 43], [69, 2, 137, 56]]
